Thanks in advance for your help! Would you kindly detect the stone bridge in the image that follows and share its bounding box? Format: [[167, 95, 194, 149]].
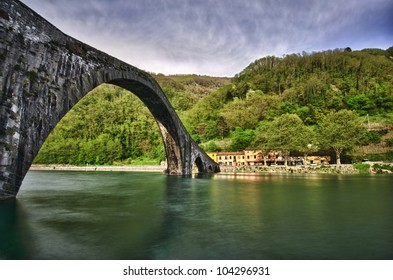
[[0, 0, 219, 199]]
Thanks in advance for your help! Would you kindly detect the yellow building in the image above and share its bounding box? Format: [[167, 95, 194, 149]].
[[244, 150, 264, 165], [207, 150, 331, 166], [206, 152, 218, 163], [216, 152, 244, 166], [305, 155, 331, 165], [207, 150, 264, 166]]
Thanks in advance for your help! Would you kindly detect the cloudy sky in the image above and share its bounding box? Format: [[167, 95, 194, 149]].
[[22, 0, 393, 77]]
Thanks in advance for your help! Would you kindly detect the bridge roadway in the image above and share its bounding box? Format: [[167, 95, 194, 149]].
[[0, 0, 219, 199]]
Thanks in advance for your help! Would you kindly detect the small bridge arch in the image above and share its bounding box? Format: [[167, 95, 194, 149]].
[[0, 0, 219, 199]]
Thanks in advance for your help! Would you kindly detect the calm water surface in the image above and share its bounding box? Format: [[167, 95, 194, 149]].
[[1, 171, 392, 259]]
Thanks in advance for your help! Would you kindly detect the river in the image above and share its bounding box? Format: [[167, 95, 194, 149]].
[[1, 171, 392, 259]]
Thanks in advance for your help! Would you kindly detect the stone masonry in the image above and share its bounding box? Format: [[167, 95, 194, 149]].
[[0, 0, 219, 199]]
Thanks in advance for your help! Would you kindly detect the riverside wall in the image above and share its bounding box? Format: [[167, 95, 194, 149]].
[[29, 163, 393, 174], [29, 164, 167, 172], [30, 164, 362, 174], [220, 164, 361, 174]]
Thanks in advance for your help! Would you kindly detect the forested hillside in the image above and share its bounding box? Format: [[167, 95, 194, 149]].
[[34, 75, 230, 165], [184, 47, 393, 140], [35, 47, 393, 165], [183, 47, 393, 161]]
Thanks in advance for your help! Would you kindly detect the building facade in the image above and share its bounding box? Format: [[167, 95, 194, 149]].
[[207, 150, 265, 166], [207, 150, 331, 166]]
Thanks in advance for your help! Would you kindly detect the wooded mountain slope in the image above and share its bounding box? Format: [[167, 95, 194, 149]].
[[35, 47, 393, 165], [34, 75, 230, 165]]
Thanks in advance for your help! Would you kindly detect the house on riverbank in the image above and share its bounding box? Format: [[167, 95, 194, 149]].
[[207, 150, 264, 166], [207, 150, 331, 166]]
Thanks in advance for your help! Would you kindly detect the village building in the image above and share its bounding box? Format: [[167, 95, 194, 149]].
[[207, 150, 268, 166], [304, 155, 331, 165], [207, 150, 331, 166], [208, 151, 245, 166]]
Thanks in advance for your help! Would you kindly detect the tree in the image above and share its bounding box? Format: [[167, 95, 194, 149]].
[[255, 114, 311, 166], [347, 94, 374, 115], [317, 110, 367, 165], [182, 86, 229, 141], [220, 98, 260, 130], [228, 128, 255, 151], [296, 129, 319, 165], [204, 141, 222, 152], [253, 121, 272, 166]]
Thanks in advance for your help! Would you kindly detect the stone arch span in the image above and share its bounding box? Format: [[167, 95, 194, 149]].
[[0, 0, 219, 199]]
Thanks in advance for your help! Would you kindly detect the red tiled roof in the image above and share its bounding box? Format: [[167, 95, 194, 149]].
[[216, 151, 245, 156]]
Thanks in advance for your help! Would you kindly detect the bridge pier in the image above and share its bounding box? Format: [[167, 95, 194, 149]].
[[0, 0, 219, 199]]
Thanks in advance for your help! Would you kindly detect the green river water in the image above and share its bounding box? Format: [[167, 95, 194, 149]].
[[1, 171, 392, 259]]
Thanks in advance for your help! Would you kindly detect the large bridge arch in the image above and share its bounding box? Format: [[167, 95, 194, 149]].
[[0, 0, 219, 199]]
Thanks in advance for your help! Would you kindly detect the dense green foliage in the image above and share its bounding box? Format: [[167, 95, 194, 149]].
[[254, 114, 317, 165], [182, 47, 393, 160], [317, 110, 368, 164], [34, 76, 229, 165], [154, 74, 230, 112], [353, 163, 371, 173], [34, 85, 165, 165], [184, 48, 393, 142], [35, 47, 393, 165]]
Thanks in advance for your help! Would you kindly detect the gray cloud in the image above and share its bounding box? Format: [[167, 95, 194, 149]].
[[22, 0, 393, 76]]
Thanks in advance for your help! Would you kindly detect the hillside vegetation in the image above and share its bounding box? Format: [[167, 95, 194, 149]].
[[34, 47, 393, 165], [34, 75, 230, 165]]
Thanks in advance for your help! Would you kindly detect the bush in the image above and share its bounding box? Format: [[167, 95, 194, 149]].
[[366, 131, 383, 144], [347, 94, 374, 116], [353, 163, 371, 173], [373, 164, 393, 173], [205, 141, 222, 152]]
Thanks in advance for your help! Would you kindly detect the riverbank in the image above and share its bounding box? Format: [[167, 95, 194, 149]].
[[30, 164, 360, 174], [29, 164, 167, 172], [220, 164, 361, 174], [30, 163, 393, 174]]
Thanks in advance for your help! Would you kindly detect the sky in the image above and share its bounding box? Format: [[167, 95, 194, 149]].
[[22, 0, 393, 77]]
